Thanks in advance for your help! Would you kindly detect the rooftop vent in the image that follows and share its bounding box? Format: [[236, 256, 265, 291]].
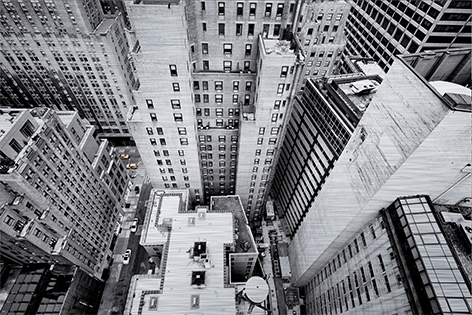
[[191, 271, 206, 288]]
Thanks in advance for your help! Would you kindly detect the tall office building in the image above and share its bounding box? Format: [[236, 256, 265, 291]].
[[345, 0, 471, 72], [0, 263, 105, 315], [271, 72, 382, 237], [302, 195, 471, 315], [270, 52, 470, 288], [125, 0, 350, 220], [272, 50, 470, 285], [0, 0, 137, 139], [0, 107, 127, 278]]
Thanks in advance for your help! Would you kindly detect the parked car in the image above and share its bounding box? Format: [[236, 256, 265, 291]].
[[123, 249, 132, 265], [126, 163, 138, 169], [119, 154, 129, 159], [130, 219, 138, 233]]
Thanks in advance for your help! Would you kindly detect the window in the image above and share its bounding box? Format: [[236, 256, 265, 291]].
[[150, 113, 158, 121], [246, 81, 252, 91], [232, 95, 238, 103], [276, 4, 284, 17], [4, 215, 15, 226], [237, 3, 244, 15], [150, 138, 157, 145], [280, 66, 288, 77], [146, 127, 154, 135], [9, 139, 23, 153], [157, 127, 164, 135], [268, 138, 277, 145], [201, 2, 205, 10], [215, 81, 223, 90], [178, 127, 187, 135], [259, 127, 265, 135], [248, 24, 255, 36], [146, 99, 154, 108], [178, 150, 185, 156], [202, 23, 207, 31], [245, 44, 252, 55], [257, 138, 263, 145], [203, 94, 209, 102], [171, 99, 181, 109], [271, 127, 279, 135], [236, 24, 243, 35], [277, 84, 284, 94], [274, 100, 281, 110], [249, 3, 256, 16], [180, 138, 188, 145], [223, 43, 232, 55], [265, 3, 272, 16], [273, 24, 281, 36], [244, 94, 250, 105], [195, 94, 201, 103], [172, 83, 180, 91], [244, 61, 250, 71], [169, 64, 178, 76], [174, 113, 183, 122], [204, 108, 210, 116], [203, 60, 209, 70], [233, 81, 239, 92], [223, 61, 232, 71], [266, 149, 274, 156], [218, 2, 225, 15], [215, 108, 223, 116], [215, 94, 223, 103], [218, 24, 225, 36], [202, 43, 208, 54], [160, 138, 167, 145], [20, 120, 35, 138], [194, 81, 200, 90]]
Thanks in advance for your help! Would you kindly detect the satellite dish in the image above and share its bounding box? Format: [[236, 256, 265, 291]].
[[244, 276, 269, 304]]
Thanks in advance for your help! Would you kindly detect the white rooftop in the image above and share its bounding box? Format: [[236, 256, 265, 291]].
[[128, 190, 237, 314]]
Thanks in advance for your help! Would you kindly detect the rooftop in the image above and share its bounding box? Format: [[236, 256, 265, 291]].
[[130, 190, 236, 314], [337, 78, 381, 113], [211, 196, 257, 254]]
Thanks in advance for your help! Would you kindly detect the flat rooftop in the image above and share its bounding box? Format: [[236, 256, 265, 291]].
[[337, 78, 380, 113], [211, 196, 257, 254], [261, 38, 295, 56], [129, 190, 236, 314]]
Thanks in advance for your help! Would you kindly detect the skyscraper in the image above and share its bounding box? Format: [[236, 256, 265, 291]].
[[280, 53, 470, 288], [271, 72, 382, 237], [0, 0, 136, 139], [345, 0, 471, 72], [302, 195, 471, 315], [0, 107, 127, 278], [125, 0, 350, 220]]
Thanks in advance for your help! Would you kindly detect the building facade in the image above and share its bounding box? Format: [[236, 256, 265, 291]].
[[278, 55, 470, 287], [0, 0, 137, 139], [302, 196, 471, 315], [125, 0, 350, 220], [346, 0, 471, 72], [0, 264, 104, 315], [0, 108, 127, 278], [271, 73, 382, 237]]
